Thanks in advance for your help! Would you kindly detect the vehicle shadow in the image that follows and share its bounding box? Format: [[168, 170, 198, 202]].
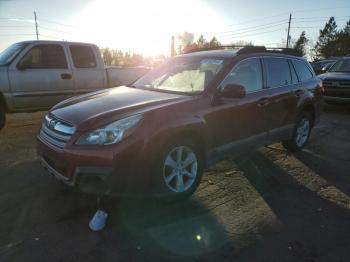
[[2, 151, 350, 262], [0, 160, 235, 262], [235, 151, 350, 261], [106, 197, 235, 261], [323, 103, 350, 113]]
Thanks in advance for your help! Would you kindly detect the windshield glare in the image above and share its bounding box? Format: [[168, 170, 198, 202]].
[[0, 42, 28, 66], [133, 57, 226, 94], [329, 59, 350, 72]]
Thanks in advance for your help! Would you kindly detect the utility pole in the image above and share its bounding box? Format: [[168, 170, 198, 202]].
[[286, 13, 291, 48], [34, 11, 39, 40], [171, 36, 175, 57]]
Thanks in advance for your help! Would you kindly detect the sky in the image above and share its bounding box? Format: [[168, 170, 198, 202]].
[[0, 0, 349, 56]]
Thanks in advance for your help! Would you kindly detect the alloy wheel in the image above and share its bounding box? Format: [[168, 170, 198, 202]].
[[163, 146, 198, 193], [295, 118, 310, 147]]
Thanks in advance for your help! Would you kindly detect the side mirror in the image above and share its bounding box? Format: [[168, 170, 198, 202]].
[[17, 59, 31, 70], [220, 84, 246, 98]]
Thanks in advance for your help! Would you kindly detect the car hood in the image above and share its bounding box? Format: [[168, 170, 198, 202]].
[[50, 86, 187, 128], [318, 72, 350, 81]]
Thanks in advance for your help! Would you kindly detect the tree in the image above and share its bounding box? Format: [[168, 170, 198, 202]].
[[197, 34, 208, 48], [293, 31, 308, 56], [209, 37, 221, 48], [100, 48, 145, 67], [101, 48, 113, 66], [332, 19, 350, 56], [315, 17, 338, 58], [228, 40, 253, 47], [176, 32, 195, 54]]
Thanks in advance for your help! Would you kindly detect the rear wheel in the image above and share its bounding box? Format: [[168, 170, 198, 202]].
[[0, 104, 5, 130], [155, 139, 203, 200], [282, 112, 312, 152]]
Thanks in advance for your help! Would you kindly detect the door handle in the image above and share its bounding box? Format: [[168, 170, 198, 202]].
[[294, 89, 303, 97], [257, 97, 270, 107], [61, 73, 72, 80]]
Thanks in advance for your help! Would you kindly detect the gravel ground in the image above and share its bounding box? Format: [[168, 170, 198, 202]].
[[0, 104, 349, 262]]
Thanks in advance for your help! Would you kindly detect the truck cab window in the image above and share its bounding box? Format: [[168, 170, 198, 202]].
[[69, 46, 97, 68], [19, 44, 67, 69]]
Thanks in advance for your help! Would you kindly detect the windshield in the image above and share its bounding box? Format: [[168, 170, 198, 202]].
[[0, 42, 29, 66], [132, 57, 227, 94], [329, 59, 350, 72]]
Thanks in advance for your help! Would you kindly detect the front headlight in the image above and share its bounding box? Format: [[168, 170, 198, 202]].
[[76, 114, 143, 145]]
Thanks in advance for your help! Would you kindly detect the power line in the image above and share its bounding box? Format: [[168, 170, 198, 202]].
[[38, 17, 80, 29], [0, 25, 32, 28], [220, 12, 290, 29], [293, 16, 350, 20], [0, 34, 36, 36], [38, 25, 74, 34], [216, 19, 288, 36], [39, 34, 66, 40], [218, 22, 288, 38], [220, 27, 286, 40]]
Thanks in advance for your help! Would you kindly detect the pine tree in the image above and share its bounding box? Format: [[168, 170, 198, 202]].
[[315, 17, 338, 58], [293, 31, 308, 57]]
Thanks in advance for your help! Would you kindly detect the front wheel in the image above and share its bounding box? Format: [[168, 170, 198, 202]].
[[282, 112, 312, 152], [155, 140, 203, 200]]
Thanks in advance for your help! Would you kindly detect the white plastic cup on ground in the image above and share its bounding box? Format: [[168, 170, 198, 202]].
[[89, 210, 108, 231]]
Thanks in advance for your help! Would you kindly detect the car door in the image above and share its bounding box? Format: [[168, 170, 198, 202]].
[[68, 44, 106, 95], [205, 57, 270, 159], [8, 43, 74, 110], [261, 57, 301, 142]]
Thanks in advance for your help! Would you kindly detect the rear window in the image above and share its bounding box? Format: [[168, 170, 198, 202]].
[[292, 60, 313, 82], [264, 57, 291, 88], [69, 45, 97, 68]]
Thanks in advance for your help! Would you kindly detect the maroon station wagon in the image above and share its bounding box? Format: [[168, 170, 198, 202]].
[[37, 46, 323, 199]]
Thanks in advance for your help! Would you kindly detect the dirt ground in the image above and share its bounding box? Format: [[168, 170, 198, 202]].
[[0, 104, 350, 262]]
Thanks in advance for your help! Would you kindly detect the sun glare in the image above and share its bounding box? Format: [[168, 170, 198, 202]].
[[71, 0, 226, 56]]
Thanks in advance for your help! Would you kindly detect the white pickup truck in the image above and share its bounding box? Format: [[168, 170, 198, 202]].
[[0, 40, 149, 129]]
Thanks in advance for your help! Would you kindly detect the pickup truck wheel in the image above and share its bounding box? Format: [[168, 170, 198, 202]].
[[282, 112, 312, 152], [156, 139, 203, 200], [0, 104, 5, 130]]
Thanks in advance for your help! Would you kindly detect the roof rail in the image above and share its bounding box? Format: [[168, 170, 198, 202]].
[[184, 45, 302, 57]]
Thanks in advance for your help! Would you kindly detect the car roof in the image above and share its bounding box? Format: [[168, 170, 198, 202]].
[[179, 49, 240, 59], [179, 49, 305, 60], [16, 40, 98, 47]]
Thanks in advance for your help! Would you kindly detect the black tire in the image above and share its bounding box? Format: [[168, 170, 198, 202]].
[[0, 104, 5, 130], [154, 138, 204, 200], [282, 112, 312, 152]]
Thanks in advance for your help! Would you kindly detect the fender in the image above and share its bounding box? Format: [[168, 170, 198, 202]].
[[295, 91, 317, 125]]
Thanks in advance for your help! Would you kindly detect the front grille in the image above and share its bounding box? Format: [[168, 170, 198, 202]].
[[39, 115, 75, 149], [323, 80, 350, 89]]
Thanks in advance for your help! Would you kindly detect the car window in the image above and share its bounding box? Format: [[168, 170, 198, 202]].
[[19, 44, 67, 69], [329, 59, 350, 72], [264, 57, 291, 88], [221, 58, 263, 93], [69, 45, 97, 68], [292, 59, 313, 82]]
